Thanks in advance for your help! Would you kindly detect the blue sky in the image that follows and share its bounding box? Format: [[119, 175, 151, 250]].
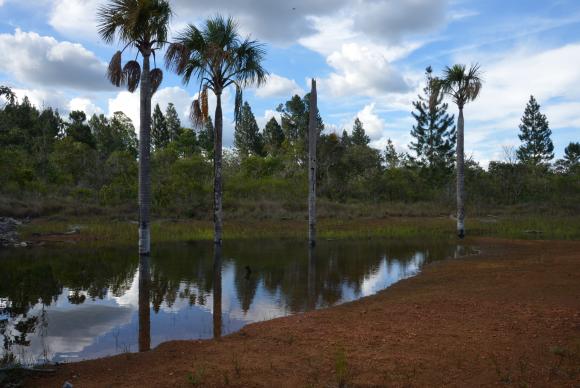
[[1, 0, 579, 165]]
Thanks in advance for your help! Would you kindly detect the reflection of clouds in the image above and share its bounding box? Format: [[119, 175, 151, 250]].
[[8, 304, 134, 364], [2, 243, 451, 365]]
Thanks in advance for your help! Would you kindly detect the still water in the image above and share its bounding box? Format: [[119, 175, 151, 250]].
[[0, 239, 467, 365]]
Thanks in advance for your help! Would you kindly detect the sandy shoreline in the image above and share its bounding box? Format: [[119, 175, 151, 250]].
[[26, 237, 580, 387]]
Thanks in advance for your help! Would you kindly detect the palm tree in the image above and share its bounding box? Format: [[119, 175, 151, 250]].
[[0, 85, 16, 106], [98, 0, 172, 255], [165, 15, 267, 245], [431, 64, 482, 239]]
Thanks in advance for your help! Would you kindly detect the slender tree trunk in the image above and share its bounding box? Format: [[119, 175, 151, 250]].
[[138, 254, 151, 352], [213, 244, 222, 339], [456, 106, 465, 238], [214, 92, 223, 245], [308, 79, 317, 246], [139, 54, 152, 254]]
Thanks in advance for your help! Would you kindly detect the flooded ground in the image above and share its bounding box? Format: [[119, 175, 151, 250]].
[[0, 239, 468, 365]]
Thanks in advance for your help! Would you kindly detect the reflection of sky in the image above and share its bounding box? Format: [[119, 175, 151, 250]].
[[2, 246, 440, 365]]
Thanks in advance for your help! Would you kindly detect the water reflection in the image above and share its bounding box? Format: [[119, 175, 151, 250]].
[[213, 245, 222, 339], [0, 239, 465, 365], [138, 255, 151, 352]]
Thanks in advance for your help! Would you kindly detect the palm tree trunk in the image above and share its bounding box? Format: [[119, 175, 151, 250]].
[[214, 92, 223, 245], [308, 79, 317, 246], [139, 54, 152, 254], [138, 254, 151, 351], [456, 106, 465, 238]]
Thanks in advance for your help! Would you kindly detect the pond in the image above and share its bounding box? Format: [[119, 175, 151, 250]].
[[0, 239, 470, 365]]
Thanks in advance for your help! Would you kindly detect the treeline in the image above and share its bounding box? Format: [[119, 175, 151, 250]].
[[0, 85, 579, 218]]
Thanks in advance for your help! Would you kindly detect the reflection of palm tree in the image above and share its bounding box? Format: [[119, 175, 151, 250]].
[[213, 246, 222, 339], [307, 246, 316, 310], [138, 255, 151, 352]]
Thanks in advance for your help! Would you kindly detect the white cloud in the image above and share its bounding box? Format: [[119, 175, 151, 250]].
[[255, 74, 304, 98], [320, 43, 411, 98], [447, 43, 580, 162], [13, 88, 68, 111], [49, 0, 103, 41], [107, 86, 237, 146], [0, 29, 111, 91], [68, 97, 103, 117], [354, 103, 386, 140], [256, 109, 281, 129]]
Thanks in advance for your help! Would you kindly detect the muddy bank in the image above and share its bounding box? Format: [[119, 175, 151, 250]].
[[26, 238, 580, 387]]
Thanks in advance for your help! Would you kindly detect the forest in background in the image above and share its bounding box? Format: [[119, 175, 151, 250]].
[[1, 77, 579, 220]]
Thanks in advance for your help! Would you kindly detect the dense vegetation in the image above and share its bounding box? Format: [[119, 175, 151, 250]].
[[1, 85, 578, 219]]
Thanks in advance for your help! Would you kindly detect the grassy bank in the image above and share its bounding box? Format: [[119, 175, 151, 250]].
[[19, 214, 580, 248]]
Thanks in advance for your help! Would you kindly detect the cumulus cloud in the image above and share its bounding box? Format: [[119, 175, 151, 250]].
[[49, 0, 103, 41], [255, 74, 304, 98], [448, 43, 580, 162], [68, 97, 103, 117], [108, 86, 237, 145], [13, 88, 68, 111], [321, 43, 411, 98], [0, 29, 111, 91], [256, 109, 281, 129]]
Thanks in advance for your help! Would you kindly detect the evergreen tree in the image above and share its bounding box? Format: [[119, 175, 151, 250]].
[[340, 130, 351, 147], [384, 138, 400, 169], [554, 141, 580, 173], [516, 95, 554, 166], [172, 127, 197, 157], [151, 104, 169, 150], [277, 93, 324, 162], [66, 111, 96, 148], [351, 118, 370, 146], [198, 116, 214, 156], [234, 101, 264, 156], [165, 103, 181, 142], [263, 117, 284, 155], [409, 66, 456, 168]]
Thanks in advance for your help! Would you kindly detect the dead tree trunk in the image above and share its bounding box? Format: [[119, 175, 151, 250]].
[[308, 79, 317, 247]]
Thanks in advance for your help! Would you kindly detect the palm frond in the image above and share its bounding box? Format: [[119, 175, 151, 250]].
[[150, 68, 163, 94], [201, 86, 209, 121], [234, 84, 243, 126], [190, 99, 203, 129], [107, 50, 124, 87], [123, 60, 141, 92], [98, 0, 172, 48]]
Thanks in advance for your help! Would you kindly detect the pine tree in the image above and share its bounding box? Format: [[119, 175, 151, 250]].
[[234, 101, 264, 157], [384, 138, 400, 169], [351, 118, 370, 146], [151, 104, 169, 150], [554, 142, 580, 173], [66, 110, 96, 148], [165, 103, 181, 143], [263, 117, 284, 155], [516, 95, 554, 166], [198, 116, 214, 156], [409, 66, 456, 168]]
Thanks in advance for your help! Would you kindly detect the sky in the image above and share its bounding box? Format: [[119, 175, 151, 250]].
[[0, 0, 579, 166]]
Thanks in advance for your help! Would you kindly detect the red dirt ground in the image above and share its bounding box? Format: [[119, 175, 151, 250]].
[[27, 238, 580, 387]]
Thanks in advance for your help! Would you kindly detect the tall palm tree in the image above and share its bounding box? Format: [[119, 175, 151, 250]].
[[98, 0, 172, 255], [166, 15, 267, 245], [431, 64, 482, 239]]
